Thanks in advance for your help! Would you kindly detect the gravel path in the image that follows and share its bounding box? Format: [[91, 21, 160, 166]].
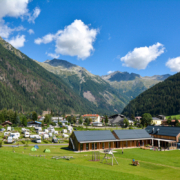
[[3, 143, 68, 147]]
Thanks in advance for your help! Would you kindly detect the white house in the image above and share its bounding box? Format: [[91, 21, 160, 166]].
[[27, 121, 42, 127], [82, 114, 100, 122], [92, 122, 103, 127]]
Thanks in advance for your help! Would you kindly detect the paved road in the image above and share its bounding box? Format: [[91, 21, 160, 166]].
[[3, 143, 68, 147]]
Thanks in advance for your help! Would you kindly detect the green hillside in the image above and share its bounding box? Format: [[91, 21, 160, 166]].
[[0, 38, 102, 114], [122, 73, 180, 116]]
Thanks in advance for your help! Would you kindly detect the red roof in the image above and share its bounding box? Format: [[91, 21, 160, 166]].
[[82, 114, 99, 117]]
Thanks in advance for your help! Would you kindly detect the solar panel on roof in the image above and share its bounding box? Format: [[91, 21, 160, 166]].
[[74, 130, 117, 142]]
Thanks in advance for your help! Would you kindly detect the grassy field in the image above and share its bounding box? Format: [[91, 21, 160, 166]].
[[0, 145, 180, 180], [166, 114, 180, 119]]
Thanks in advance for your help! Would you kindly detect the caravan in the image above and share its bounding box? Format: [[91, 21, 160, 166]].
[[43, 134, 49, 139], [10, 133, 20, 139], [7, 126, 11, 131], [62, 133, 69, 138], [24, 132, 30, 138]]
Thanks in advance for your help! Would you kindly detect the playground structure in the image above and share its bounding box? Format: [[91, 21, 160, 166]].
[[91, 151, 100, 161], [101, 149, 118, 166]]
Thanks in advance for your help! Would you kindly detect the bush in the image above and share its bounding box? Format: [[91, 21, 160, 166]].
[[129, 126, 133, 129], [43, 140, 49, 143], [21, 140, 25, 144]]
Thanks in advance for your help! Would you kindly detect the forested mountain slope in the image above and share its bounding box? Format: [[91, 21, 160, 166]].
[[122, 73, 180, 116], [37, 59, 129, 114], [0, 37, 103, 114]]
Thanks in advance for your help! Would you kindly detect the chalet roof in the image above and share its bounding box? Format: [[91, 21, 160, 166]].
[[27, 121, 42, 125], [82, 114, 99, 117], [113, 129, 151, 140], [109, 115, 125, 124], [152, 117, 162, 120], [73, 130, 116, 143], [146, 126, 180, 137], [1, 121, 12, 125]]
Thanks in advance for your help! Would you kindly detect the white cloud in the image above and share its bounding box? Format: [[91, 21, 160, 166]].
[[121, 43, 165, 70], [166, 57, 180, 72], [35, 19, 99, 60], [46, 52, 60, 59], [107, 71, 114, 74], [35, 33, 56, 44], [8, 35, 26, 48], [0, 0, 40, 38], [0, 0, 29, 19], [28, 7, 41, 23], [28, 29, 34, 35]]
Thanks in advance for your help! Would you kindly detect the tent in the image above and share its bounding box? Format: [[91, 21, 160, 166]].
[[34, 145, 39, 149], [31, 147, 37, 151], [44, 149, 51, 153]]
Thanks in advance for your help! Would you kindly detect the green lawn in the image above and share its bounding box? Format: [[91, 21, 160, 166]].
[[0, 145, 180, 180], [166, 114, 180, 119]]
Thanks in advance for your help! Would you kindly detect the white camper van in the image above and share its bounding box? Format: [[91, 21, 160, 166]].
[[62, 133, 69, 138], [24, 132, 30, 138], [62, 129, 67, 133], [43, 134, 49, 139], [7, 126, 11, 131], [38, 131, 45, 135]]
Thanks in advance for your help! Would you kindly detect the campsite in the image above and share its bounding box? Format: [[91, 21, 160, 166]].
[[0, 144, 180, 180]]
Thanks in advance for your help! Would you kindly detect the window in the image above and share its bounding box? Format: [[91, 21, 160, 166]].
[[86, 143, 89, 150], [95, 143, 97, 149], [80, 144, 83, 151], [92, 143, 94, 150], [102, 142, 104, 149], [109, 142, 111, 148]]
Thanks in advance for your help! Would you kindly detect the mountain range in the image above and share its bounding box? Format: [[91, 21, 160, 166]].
[[0, 36, 172, 115], [37, 58, 170, 114]]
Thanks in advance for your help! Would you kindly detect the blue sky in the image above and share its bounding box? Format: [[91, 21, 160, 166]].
[[1, 0, 180, 76]]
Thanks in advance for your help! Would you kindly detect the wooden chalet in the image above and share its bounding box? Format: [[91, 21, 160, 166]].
[[1, 121, 12, 126]]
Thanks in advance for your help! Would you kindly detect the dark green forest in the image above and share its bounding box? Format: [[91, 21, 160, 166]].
[[122, 72, 180, 117]]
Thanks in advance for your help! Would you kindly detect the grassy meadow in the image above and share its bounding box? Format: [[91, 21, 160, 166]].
[[0, 145, 180, 180]]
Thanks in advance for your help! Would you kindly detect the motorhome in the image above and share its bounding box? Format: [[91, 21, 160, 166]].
[[44, 129, 49, 133], [7, 127, 11, 131], [49, 133, 52, 137], [30, 135, 41, 139], [62, 129, 67, 133], [24, 132, 30, 138], [7, 136, 14, 144], [54, 131, 58, 135], [38, 131, 45, 135], [43, 134, 49, 139], [35, 127, 42, 131], [62, 133, 69, 138]]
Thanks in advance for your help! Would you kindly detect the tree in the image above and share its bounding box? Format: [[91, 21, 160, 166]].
[[13, 112, 17, 124], [105, 115, 108, 124], [123, 118, 129, 128], [22, 116, 27, 127], [84, 118, 90, 126], [167, 116, 172, 125], [141, 113, 152, 127], [0, 113, 5, 124], [89, 118, 92, 125], [131, 114, 135, 120], [32, 111, 38, 121], [15, 115, 20, 125], [79, 116, 83, 124], [44, 114, 52, 124]]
